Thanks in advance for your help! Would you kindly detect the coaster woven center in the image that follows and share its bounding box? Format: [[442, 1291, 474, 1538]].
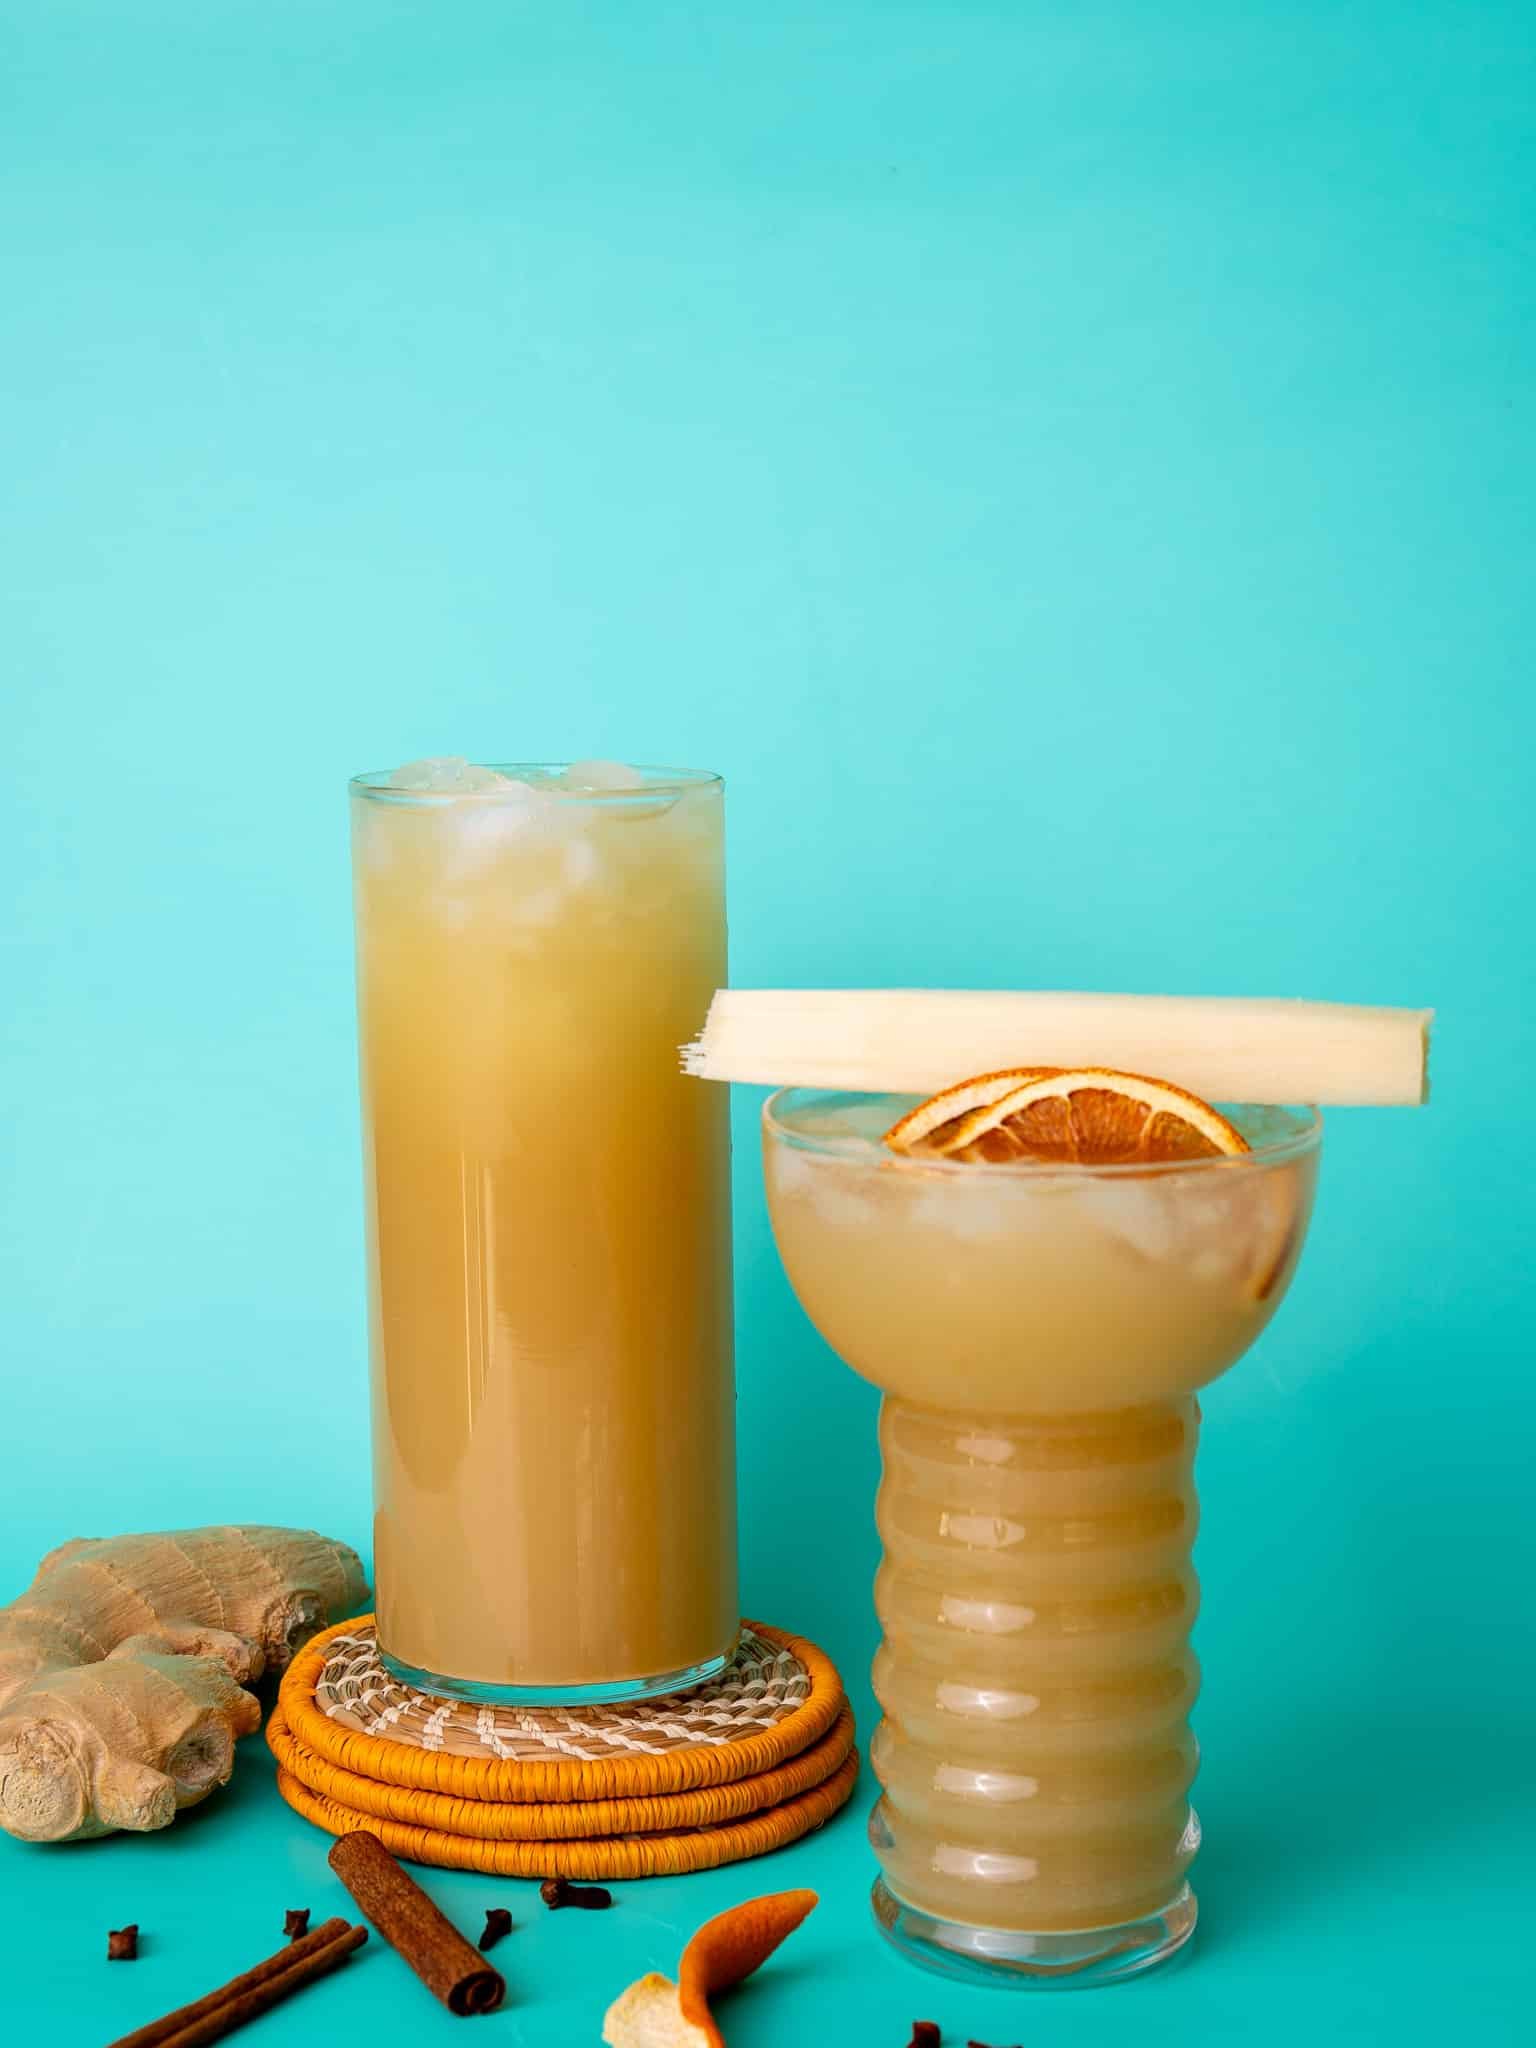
[[316, 1622, 811, 1761]]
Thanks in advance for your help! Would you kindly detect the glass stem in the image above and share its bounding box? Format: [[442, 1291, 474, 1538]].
[[871, 1394, 1202, 1936]]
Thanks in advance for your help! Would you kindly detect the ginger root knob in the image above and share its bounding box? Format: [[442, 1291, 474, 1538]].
[[0, 1525, 366, 1843]]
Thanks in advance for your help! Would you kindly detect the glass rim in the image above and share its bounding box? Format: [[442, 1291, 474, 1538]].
[[348, 762, 723, 805], [762, 1084, 1324, 1180]]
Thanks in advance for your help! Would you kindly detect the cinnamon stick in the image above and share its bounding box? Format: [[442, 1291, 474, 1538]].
[[107, 1919, 366, 2048], [329, 1830, 505, 2015]]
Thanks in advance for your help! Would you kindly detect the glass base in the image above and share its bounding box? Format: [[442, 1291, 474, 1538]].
[[376, 1642, 734, 1708], [871, 1877, 1197, 1990]]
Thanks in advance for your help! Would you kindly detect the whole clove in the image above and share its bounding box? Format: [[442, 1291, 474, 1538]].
[[540, 1876, 613, 1912], [478, 1909, 513, 1953], [283, 1909, 311, 1941], [908, 2027, 941, 2048], [108, 1926, 139, 1962]]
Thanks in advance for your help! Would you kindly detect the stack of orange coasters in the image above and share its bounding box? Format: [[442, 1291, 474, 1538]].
[[269, 1617, 858, 1878]]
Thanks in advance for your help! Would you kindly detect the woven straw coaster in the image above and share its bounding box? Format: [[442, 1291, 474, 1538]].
[[270, 1617, 859, 1879]]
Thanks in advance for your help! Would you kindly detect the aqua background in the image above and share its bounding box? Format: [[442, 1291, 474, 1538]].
[[3, 3, 1532, 2042]]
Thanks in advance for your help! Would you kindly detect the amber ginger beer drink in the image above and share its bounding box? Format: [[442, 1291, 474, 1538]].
[[350, 759, 737, 1702], [763, 1085, 1321, 1984]]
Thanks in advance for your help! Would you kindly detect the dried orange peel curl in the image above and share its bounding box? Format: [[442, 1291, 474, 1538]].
[[602, 1889, 818, 2048]]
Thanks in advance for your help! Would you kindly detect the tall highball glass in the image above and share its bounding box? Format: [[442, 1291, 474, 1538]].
[[350, 765, 737, 1706]]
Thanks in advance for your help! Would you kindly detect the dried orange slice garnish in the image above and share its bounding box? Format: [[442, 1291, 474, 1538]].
[[886, 1067, 1249, 1165], [882, 1067, 1060, 1155]]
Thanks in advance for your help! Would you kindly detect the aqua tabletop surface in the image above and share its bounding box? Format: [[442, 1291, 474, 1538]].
[[2, 3, 1533, 2043]]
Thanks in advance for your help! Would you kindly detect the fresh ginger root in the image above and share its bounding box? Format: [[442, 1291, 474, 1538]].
[[0, 1525, 366, 1843], [603, 1890, 818, 2048]]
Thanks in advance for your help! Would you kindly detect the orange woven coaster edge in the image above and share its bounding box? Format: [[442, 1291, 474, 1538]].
[[274, 1748, 861, 1880], [268, 1699, 858, 1844]]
